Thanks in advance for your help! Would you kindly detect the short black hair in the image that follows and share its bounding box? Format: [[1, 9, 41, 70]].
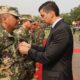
[[39, 1, 59, 16]]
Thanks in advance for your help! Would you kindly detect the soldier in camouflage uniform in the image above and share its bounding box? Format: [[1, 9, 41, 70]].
[[13, 19, 35, 80], [0, 6, 20, 80], [0, 6, 35, 80], [32, 20, 45, 46], [30, 22, 37, 44], [14, 19, 33, 43], [37, 24, 45, 46], [29, 20, 45, 80]]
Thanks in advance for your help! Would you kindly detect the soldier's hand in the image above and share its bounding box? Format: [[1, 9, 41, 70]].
[[18, 41, 31, 55]]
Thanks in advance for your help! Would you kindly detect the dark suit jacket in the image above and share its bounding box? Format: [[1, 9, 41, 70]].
[[28, 19, 73, 80]]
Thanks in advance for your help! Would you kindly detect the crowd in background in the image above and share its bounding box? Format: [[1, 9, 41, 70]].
[[72, 20, 80, 41]]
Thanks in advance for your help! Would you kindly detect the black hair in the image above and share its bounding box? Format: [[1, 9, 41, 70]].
[[39, 1, 59, 16]]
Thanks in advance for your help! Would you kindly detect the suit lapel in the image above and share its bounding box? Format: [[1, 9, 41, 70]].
[[46, 28, 53, 47], [45, 19, 63, 47]]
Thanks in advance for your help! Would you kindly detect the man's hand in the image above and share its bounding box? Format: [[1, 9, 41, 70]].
[[18, 41, 31, 55]]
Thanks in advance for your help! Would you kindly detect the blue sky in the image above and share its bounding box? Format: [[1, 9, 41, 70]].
[[0, 0, 80, 16]]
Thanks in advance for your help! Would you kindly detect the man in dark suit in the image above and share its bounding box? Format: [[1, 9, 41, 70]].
[[18, 1, 73, 80]]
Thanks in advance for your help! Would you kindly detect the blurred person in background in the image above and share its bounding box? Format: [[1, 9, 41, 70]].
[[14, 18, 35, 80]]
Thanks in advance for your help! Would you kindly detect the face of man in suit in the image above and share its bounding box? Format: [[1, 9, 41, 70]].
[[40, 9, 56, 25]]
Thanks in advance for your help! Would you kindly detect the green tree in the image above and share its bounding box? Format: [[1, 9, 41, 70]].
[[70, 5, 80, 21], [60, 13, 72, 25]]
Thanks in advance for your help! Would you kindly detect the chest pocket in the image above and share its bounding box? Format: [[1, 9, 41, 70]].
[[0, 33, 15, 51]]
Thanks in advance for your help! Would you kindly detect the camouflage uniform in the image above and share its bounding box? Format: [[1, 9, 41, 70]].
[[13, 26, 35, 80], [0, 25, 35, 80], [31, 26, 45, 80], [0, 5, 35, 80], [31, 29, 36, 44], [35, 26, 45, 46], [14, 26, 32, 43], [0, 25, 19, 80]]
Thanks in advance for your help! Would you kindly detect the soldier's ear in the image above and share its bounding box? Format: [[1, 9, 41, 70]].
[[2, 14, 9, 21], [2, 15, 7, 21]]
